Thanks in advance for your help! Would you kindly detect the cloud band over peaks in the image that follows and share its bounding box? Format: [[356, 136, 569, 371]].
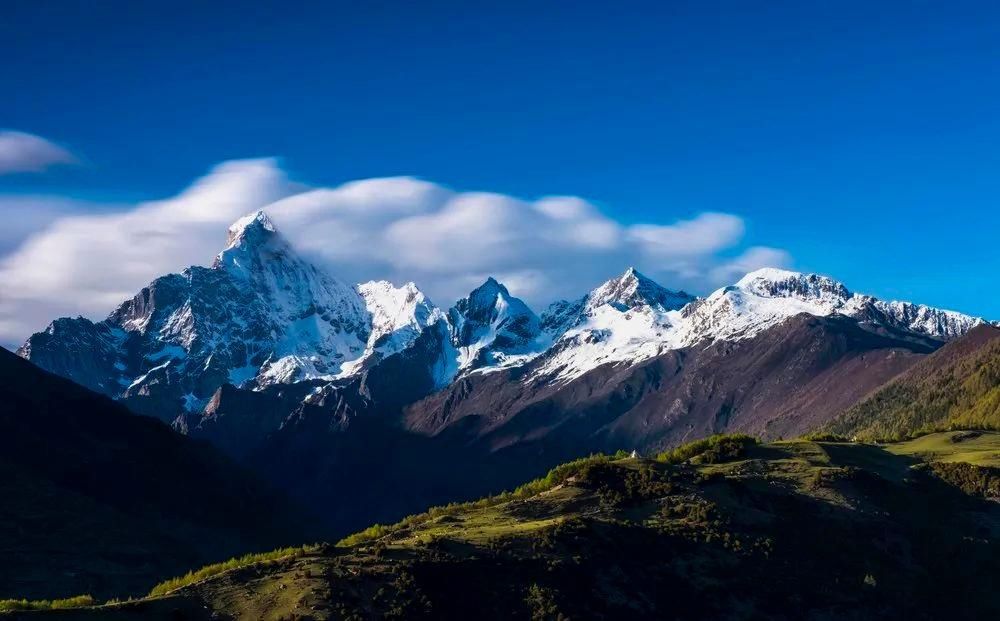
[[0, 159, 790, 344]]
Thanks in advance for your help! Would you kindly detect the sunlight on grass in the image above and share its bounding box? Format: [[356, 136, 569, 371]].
[[148, 545, 317, 597], [0, 594, 94, 612]]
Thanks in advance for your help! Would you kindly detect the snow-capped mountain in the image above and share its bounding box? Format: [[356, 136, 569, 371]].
[[681, 268, 983, 345], [18, 211, 987, 425], [15, 209, 994, 549], [347, 280, 447, 374], [535, 268, 695, 380], [18, 212, 442, 420], [209, 211, 372, 387], [448, 278, 544, 371], [528, 266, 984, 381], [541, 267, 695, 335]]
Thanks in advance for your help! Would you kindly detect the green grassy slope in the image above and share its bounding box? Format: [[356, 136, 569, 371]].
[[827, 325, 1000, 441], [18, 432, 1000, 621], [885, 430, 1000, 466]]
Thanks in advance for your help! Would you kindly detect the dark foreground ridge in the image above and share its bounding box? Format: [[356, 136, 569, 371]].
[[13, 431, 1000, 620], [0, 348, 312, 602]]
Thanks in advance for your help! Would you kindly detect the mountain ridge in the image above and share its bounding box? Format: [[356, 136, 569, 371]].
[[19, 212, 986, 417]]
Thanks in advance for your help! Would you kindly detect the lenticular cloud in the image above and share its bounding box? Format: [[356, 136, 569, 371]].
[[0, 158, 790, 344], [0, 131, 76, 174]]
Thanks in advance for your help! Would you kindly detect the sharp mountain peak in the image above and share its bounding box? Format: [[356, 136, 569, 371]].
[[225, 210, 278, 247], [588, 266, 695, 313]]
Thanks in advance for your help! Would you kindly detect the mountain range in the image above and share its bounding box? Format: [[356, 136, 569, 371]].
[[16, 211, 992, 536], [5, 210, 1000, 616], [19, 211, 983, 418]]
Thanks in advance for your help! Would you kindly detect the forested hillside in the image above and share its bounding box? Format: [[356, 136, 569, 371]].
[[829, 325, 1000, 440]]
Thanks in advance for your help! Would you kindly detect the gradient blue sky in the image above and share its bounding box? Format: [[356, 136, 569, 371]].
[[2, 0, 998, 322]]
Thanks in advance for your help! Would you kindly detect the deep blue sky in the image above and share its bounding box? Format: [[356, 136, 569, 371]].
[[2, 0, 998, 317]]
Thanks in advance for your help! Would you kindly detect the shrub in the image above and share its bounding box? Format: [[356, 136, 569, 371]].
[[0, 595, 94, 612], [525, 584, 562, 621], [337, 523, 391, 547], [656, 434, 757, 465], [928, 462, 1000, 498], [800, 431, 852, 442], [569, 461, 674, 509], [510, 453, 615, 497], [148, 545, 315, 597]]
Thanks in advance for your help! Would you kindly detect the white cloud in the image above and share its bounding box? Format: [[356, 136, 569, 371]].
[[0, 159, 295, 343], [0, 159, 791, 344], [709, 246, 794, 285], [0, 197, 94, 255], [628, 213, 745, 257], [0, 131, 76, 174]]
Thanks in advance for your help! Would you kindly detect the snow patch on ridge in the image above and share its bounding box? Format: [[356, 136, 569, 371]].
[[535, 267, 984, 382]]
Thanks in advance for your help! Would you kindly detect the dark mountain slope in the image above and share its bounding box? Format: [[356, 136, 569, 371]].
[[828, 324, 1000, 440], [173, 382, 316, 460], [0, 348, 310, 601], [178, 320, 456, 463]]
